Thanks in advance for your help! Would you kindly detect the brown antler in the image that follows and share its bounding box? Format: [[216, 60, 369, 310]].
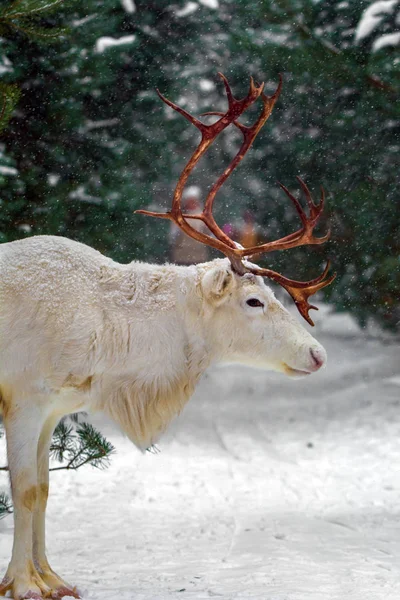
[[136, 72, 273, 271], [136, 73, 335, 326]]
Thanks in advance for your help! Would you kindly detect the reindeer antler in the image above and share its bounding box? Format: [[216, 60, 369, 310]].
[[136, 74, 336, 326]]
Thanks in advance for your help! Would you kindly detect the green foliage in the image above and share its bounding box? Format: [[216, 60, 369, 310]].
[[198, 0, 400, 330], [50, 419, 115, 470], [0, 0, 70, 40], [0, 0, 75, 181], [0, 83, 20, 133], [0, 417, 115, 517], [0, 0, 398, 329], [0, 491, 13, 519]]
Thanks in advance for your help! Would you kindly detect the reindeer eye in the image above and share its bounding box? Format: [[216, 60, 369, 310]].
[[246, 298, 264, 308]]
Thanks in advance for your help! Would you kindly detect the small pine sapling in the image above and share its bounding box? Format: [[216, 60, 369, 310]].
[[0, 417, 115, 516], [0, 491, 13, 519], [49, 419, 115, 471]]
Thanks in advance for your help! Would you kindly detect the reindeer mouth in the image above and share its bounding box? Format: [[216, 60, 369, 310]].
[[282, 363, 311, 377]]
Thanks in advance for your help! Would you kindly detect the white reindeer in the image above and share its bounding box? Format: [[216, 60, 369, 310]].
[[0, 74, 334, 599]]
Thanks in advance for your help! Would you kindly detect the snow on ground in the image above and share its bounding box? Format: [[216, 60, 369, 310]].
[[0, 311, 400, 599]]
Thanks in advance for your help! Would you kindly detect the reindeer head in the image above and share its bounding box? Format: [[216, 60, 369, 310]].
[[137, 73, 335, 376], [197, 259, 326, 376]]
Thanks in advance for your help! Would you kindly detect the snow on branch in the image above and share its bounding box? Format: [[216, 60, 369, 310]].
[[198, 0, 219, 8], [120, 0, 136, 13], [80, 118, 120, 132], [95, 34, 136, 54], [175, 2, 198, 17], [355, 0, 398, 41], [69, 185, 102, 205], [0, 54, 12, 76], [0, 165, 18, 176], [175, 0, 219, 16], [373, 30, 400, 50]]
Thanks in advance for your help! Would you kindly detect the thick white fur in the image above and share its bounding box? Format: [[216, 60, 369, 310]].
[[0, 235, 326, 599]]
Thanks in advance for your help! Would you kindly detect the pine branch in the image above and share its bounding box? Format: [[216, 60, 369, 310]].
[[0, 84, 21, 134], [50, 452, 108, 471], [0, 0, 73, 42], [0, 492, 13, 519], [49, 420, 75, 463], [8, 21, 67, 38], [295, 18, 396, 94], [0, 420, 115, 473], [146, 444, 161, 454], [0, 0, 66, 20], [49, 420, 115, 471]]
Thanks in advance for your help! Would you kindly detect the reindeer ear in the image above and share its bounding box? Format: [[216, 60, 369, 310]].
[[201, 266, 235, 305]]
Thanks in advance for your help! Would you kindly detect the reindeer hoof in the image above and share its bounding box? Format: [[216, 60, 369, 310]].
[[0, 571, 52, 599], [0, 576, 13, 596]]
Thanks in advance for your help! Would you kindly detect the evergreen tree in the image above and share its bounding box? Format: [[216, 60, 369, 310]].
[[0, 0, 398, 516], [195, 0, 400, 329], [0, 0, 398, 329], [0, 0, 117, 518], [0, 0, 219, 260]]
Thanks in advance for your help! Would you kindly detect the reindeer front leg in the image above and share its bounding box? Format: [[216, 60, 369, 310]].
[[0, 404, 52, 600], [33, 417, 80, 599]]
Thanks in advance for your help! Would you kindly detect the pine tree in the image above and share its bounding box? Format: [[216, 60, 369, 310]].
[[0, 0, 219, 261], [0, 0, 398, 327], [0, 0, 118, 519], [196, 0, 399, 330], [0, 0, 70, 132]]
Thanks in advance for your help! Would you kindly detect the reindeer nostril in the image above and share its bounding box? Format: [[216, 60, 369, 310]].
[[310, 347, 325, 369]]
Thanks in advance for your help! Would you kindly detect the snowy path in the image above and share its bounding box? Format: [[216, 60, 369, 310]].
[[1, 317, 400, 599]]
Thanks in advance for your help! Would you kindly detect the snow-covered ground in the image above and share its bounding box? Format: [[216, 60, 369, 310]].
[[0, 310, 399, 600]]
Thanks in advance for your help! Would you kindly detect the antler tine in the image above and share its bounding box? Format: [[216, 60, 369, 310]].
[[195, 76, 284, 258], [136, 73, 266, 259], [156, 89, 206, 132], [235, 177, 331, 260], [246, 261, 337, 326], [278, 181, 308, 226], [136, 72, 336, 325], [217, 72, 265, 116], [196, 75, 332, 262], [247, 75, 262, 100], [202, 75, 283, 134], [218, 72, 236, 106], [296, 176, 324, 218]]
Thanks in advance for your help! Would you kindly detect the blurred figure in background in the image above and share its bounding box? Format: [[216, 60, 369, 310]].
[[222, 209, 260, 251], [169, 186, 209, 265], [238, 209, 258, 249]]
